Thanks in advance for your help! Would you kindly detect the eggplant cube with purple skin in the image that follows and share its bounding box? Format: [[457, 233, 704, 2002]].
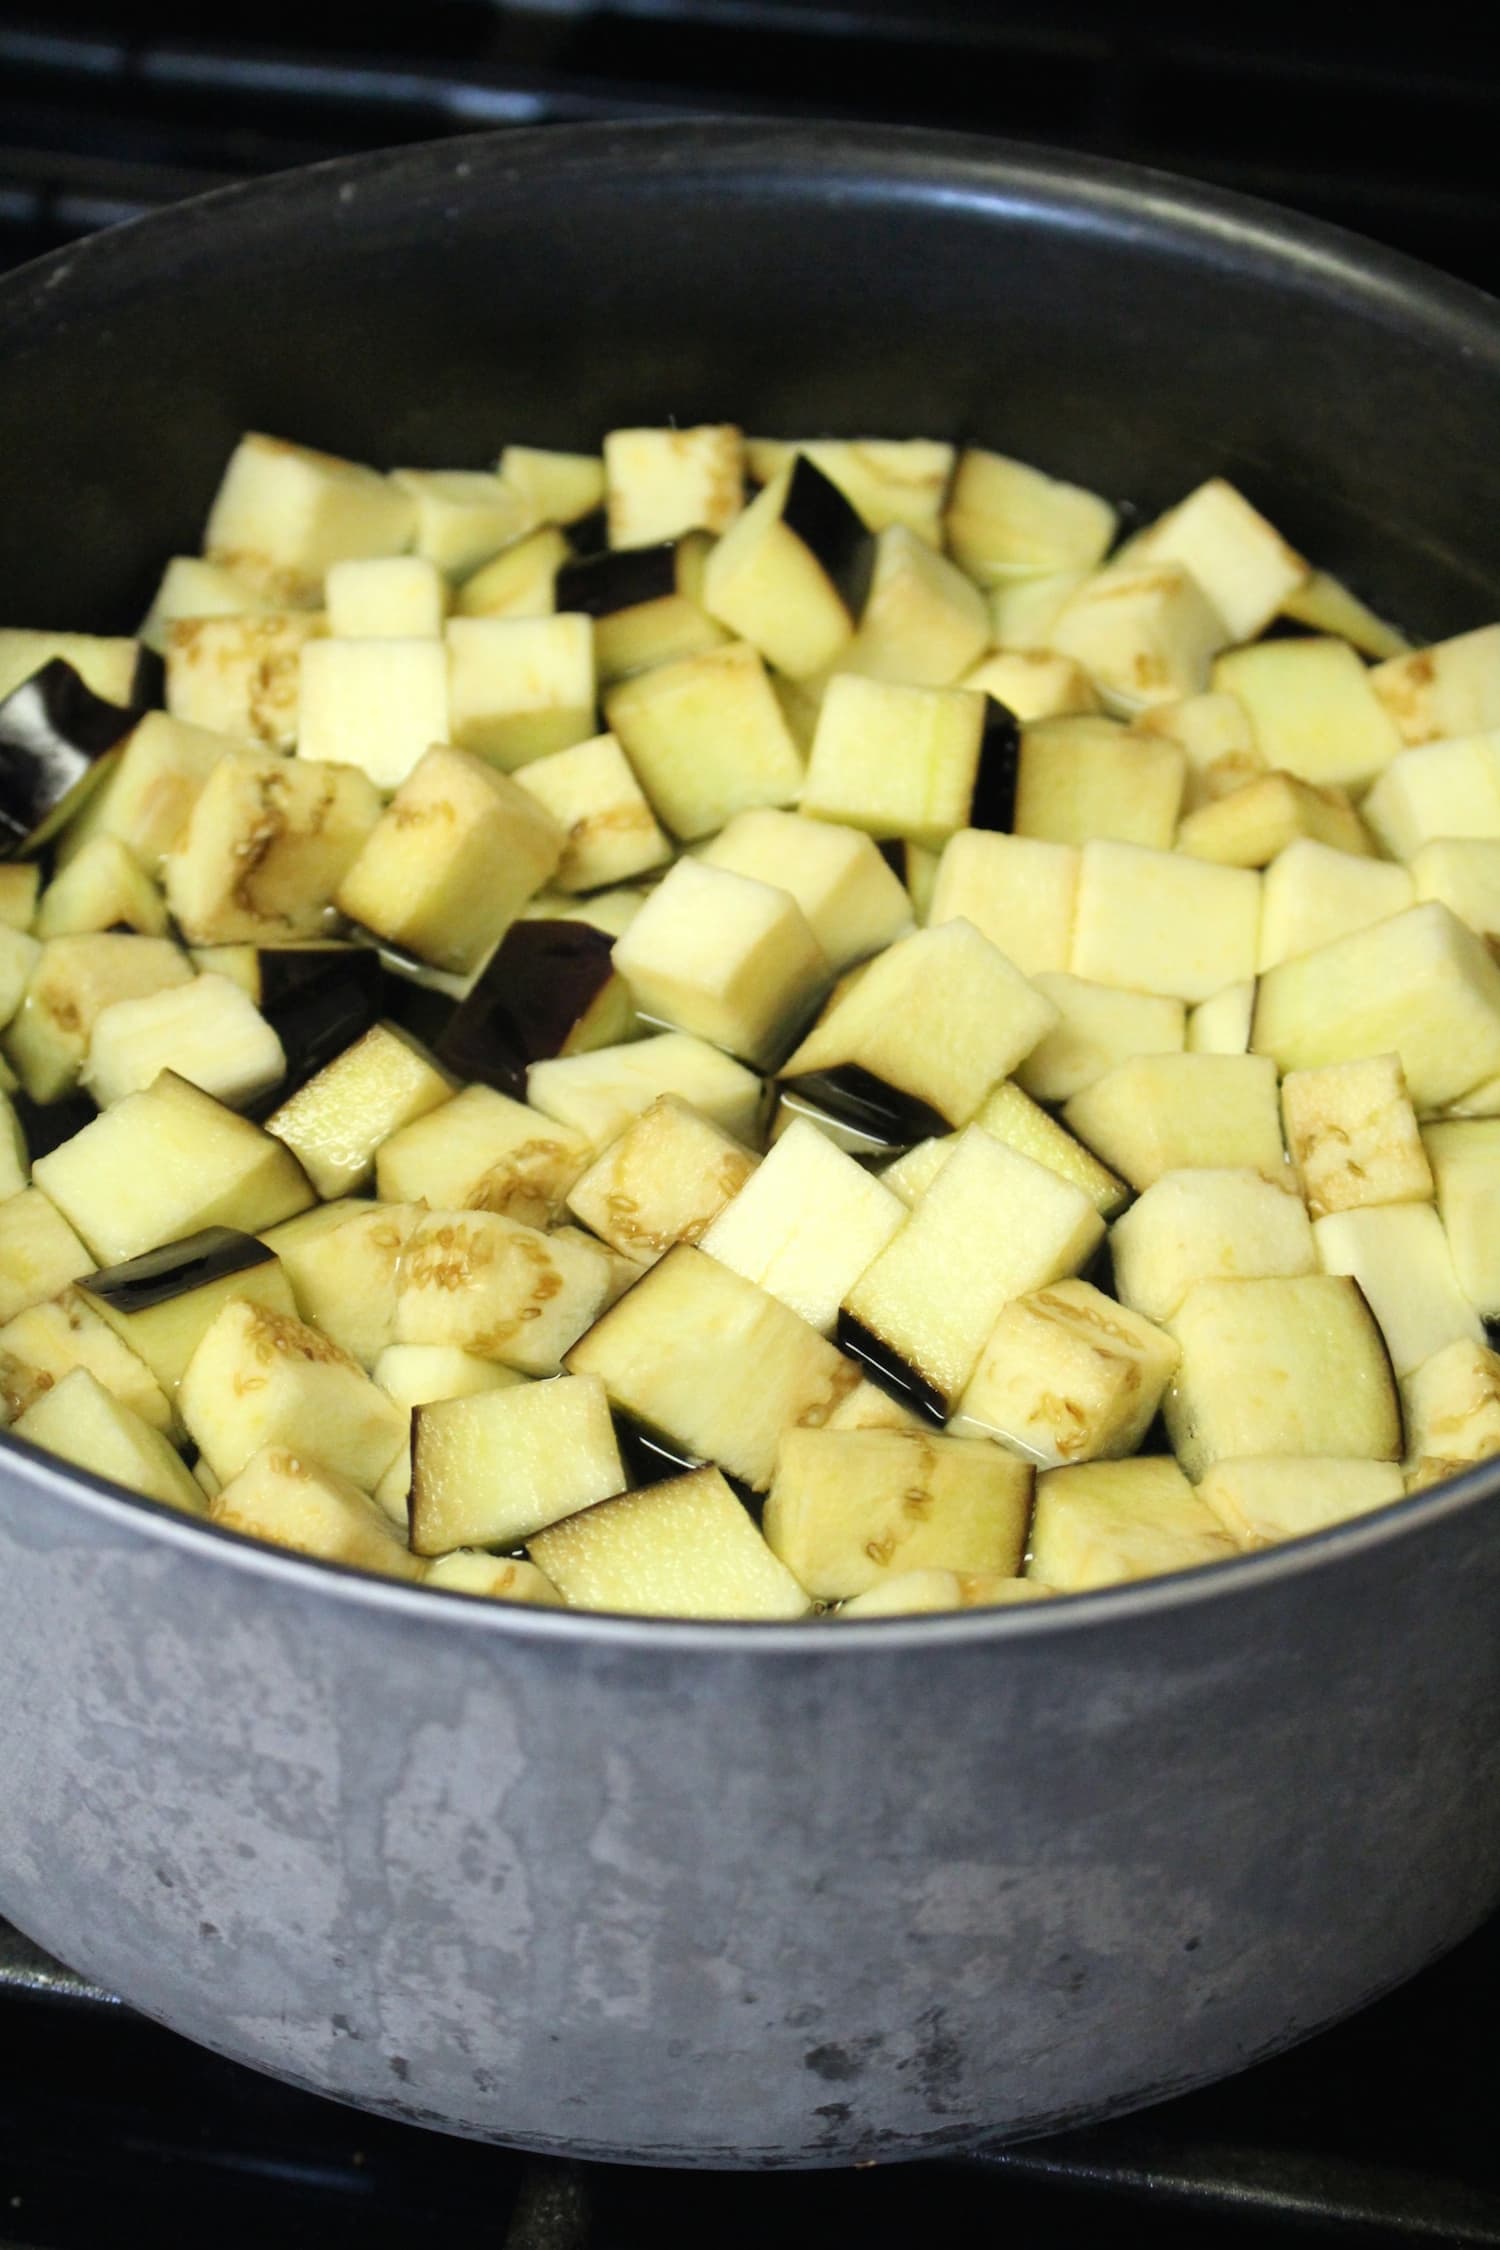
[[834, 524, 990, 687], [556, 535, 729, 687], [611, 856, 828, 1071], [781, 918, 1058, 1135], [434, 920, 639, 1100], [334, 743, 563, 975], [77, 1226, 299, 1391], [701, 456, 873, 680], [800, 675, 1017, 847]]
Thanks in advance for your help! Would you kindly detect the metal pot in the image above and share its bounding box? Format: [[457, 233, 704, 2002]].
[[1, 122, 1499, 2170]]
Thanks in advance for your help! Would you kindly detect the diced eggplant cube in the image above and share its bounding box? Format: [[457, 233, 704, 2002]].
[[1028, 1457, 1235, 1591], [701, 456, 873, 680], [209, 1444, 422, 1579], [611, 856, 827, 1071], [1050, 563, 1229, 714], [409, 1372, 623, 1555], [929, 831, 1078, 979], [0, 925, 41, 1033], [782, 920, 1057, 1129], [528, 1030, 765, 1153], [1109, 1168, 1316, 1324], [446, 614, 596, 770], [1211, 637, 1402, 794], [764, 1426, 1032, 1600], [1178, 772, 1372, 867], [296, 637, 450, 790], [700, 1115, 903, 1335], [1313, 1202, 1482, 1378], [698, 808, 911, 974], [1371, 624, 1500, 747], [12, 1365, 204, 1515], [138, 555, 273, 654], [1069, 840, 1261, 1004], [1282, 1054, 1433, 1218], [603, 424, 744, 550], [323, 555, 449, 640], [1136, 690, 1263, 810], [165, 613, 325, 750], [78, 1224, 297, 1390], [0, 1186, 93, 1321], [1163, 1274, 1402, 1478], [800, 675, 1003, 848], [841, 1127, 1103, 1416], [397, 1208, 613, 1375], [1411, 838, 1500, 937], [0, 1287, 171, 1433], [834, 525, 988, 687], [565, 1245, 858, 1491], [0, 632, 146, 712], [0, 658, 137, 857], [1402, 1338, 1500, 1475], [377, 1083, 590, 1227], [1198, 1455, 1405, 1548], [605, 640, 804, 841], [63, 711, 229, 877], [1123, 478, 1308, 643], [164, 749, 381, 947], [955, 1279, 1178, 1467], [530, 1462, 809, 1620], [745, 437, 954, 543], [264, 1020, 452, 1199], [420, 1551, 562, 1605], [273, 1201, 423, 1370], [335, 744, 563, 974], [0, 864, 40, 931], [391, 468, 535, 578], [203, 431, 415, 603], [181, 1298, 407, 1489], [455, 527, 570, 621], [251, 944, 385, 1099], [944, 448, 1117, 585], [1362, 734, 1500, 863], [1257, 840, 1413, 972], [84, 971, 284, 1111], [513, 732, 671, 893], [971, 1079, 1129, 1216], [1014, 715, 1185, 849], [433, 920, 634, 1099], [1064, 1052, 1286, 1192], [838, 1571, 1050, 1616], [35, 836, 168, 941], [556, 535, 728, 685], [961, 649, 1099, 723], [1016, 973, 1185, 1105], [1423, 1120, 1500, 1315], [4, 932, 193, 1103], [566, 1093, 756, 1266], [499, 446, 606, 528]]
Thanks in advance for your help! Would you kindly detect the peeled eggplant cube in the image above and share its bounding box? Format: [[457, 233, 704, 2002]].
[[34, 1070, 313, 1265], [839, 1570, 1050, 1616], [434, 920, 636, 1100], [603, 424, 744, 550], [165, 613, 325, 751], [1281, 1053, 1433, 1218], [1313, 1203, 1482, 1380], [565, 1244, 859, 1491], [500, 444, 605, 529], [944, 448, 1117, 585], [446, 614, 596, 771], [604, 639, 804, 842], [421, 1551, 561, 1605], [163, 749, 381, 947], [1178, 771, 1372, 868], [1109, 1168, 1317, 1325], [834, 525, 989, 688], [764, 1426, 1032, 1601], [456, 527, 570, 622], [1123, 478, 1309, 643], [528, 1030, 765, 1154], [264, 1021, 453, 1200], [325, 555, 448, 640], [566, 1094, 756, 1265], [955, 1279, 1178, 1467], [529, 1462, 809, 1621], [841, 1126, 1103, 1417], [210, 1444, 422, 1581], [1068, 840, 1260, 1006], [1050, 562, 1228, 715], [929, 831, 1079, 979], [512, 732, 671, 893], [4, 932, 194, 1104], [0, 1084, 25, 1197], [611, 857, 827, 1072], [296, 636, 450, 791], [556, 535, 728, 685], [397, 1208, 613, 1375], [1064, 1051, 1287, 1193], [1028, 1457, 1237, 1592], [0, 658, 138, 857], [0, 1187, 93, 1322], [968, 1079, 1128, 1217], [409, 1371, 623, 1555], [961, 649, 1099, 723], [697, 808, 912, 974], [745, 436, 954, 543], [84, 973, 286, 1112], [335, 744, 563, 975], [78, 1224, 297, 1390], [61, 712, 229, 877], [272, 1201, 424, 1371], [1423, 1120, 1500, 1314], [1136, 689, 1264, 810], [1015, 973, 1185, 1106], [12, 1364, 205, 1516], [701, 455, 873, 680], [782, 919, 1058, 1132], [1014, 715, 1186, 849], [202, 430, 415, 602], [1251, 902, 1500, 1114], [0, 1288, 172, 1435], [377, 1082, 590, 1228], [1198, 1455, 1405, 1548], [1257, 840, 1413, 973], [1211, 637, 1402, 795], [391, 468, 535, 579], [1163, 1273, 1402, 1479], [1403, 1338, 1500, 1475], [180, 1297, 407, 1489], [0, 863, 40, 931], [699, 1114, 904, 1335], [35, 836, 168, 942], [1370, 623, 1500, 748], [800, 675, 1014, 848]]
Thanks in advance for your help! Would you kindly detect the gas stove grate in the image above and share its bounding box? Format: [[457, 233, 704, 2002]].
[[3, 1915, 1500, 2246]]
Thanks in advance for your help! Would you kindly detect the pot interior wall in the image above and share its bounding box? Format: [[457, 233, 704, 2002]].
[[0, 125, 1497, 638]]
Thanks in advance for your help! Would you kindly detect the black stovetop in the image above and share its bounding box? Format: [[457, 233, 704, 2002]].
[[2, 1911, 1499, 2246], [2, 5, 1499, 2240]]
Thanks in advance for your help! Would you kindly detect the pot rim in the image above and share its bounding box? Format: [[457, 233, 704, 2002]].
[[5, 116, 1499, 1650]]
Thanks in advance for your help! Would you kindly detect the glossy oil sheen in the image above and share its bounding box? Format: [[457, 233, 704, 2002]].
[[1, 123, 1500, 2169]]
